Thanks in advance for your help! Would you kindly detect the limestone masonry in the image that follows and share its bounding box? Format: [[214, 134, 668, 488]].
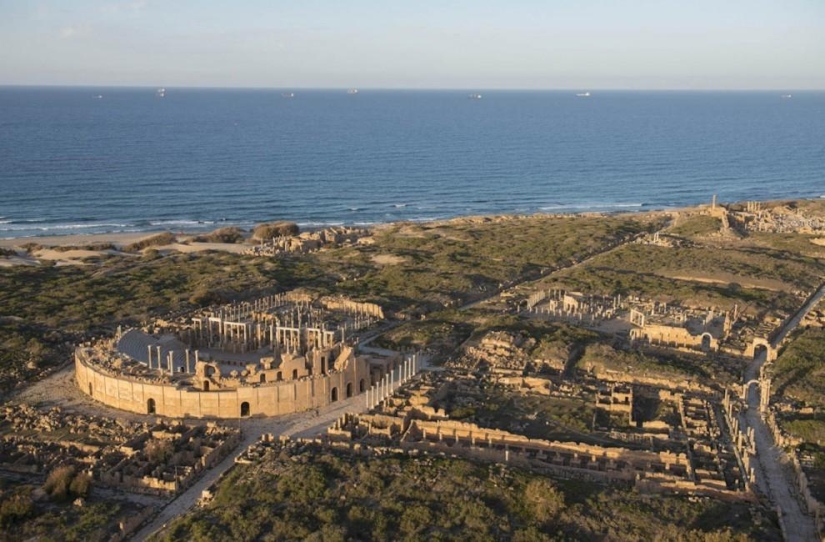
[[75, 293, 399, 419]]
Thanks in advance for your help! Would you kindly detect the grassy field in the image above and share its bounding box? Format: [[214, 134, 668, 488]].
[[577, 343, 742, 387], [772, 329, 825, 410], [0, 479, 149, 542], [541, 240, 825, 316], [0, 214, 652, 390], [153, 442, 779, 542], [318, 214, 656, 313], [0, 252, 311, 392]]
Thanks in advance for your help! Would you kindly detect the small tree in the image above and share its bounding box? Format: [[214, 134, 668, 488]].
[[145, 438, 174, 465], [43, 466, 76, 502], [0, 490, 34, 528], [69, 472, 92, 498]]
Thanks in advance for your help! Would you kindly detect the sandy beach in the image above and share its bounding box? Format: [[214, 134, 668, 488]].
[[0, 230, 250, 267], [0, 231, 161, 249]]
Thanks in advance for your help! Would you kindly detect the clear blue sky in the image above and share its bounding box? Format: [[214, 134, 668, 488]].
[[1, 0, 823, 89]]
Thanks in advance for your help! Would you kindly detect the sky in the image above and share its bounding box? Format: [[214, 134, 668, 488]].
[[0, 0, 823, 89]]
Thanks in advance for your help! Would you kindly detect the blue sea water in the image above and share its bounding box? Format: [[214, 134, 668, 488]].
[[0, 87, 823, 238]]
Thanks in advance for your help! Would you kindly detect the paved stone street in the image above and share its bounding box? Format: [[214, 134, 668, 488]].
[[739, 284, 825, 542], [133, 356, 429, 541], [131, 391, 371, 541]]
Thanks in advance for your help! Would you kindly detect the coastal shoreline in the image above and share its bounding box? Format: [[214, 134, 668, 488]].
[[0, 196, 821, 267]]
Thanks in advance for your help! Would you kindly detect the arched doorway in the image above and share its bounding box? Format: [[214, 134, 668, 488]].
[[203, 380, 210, 391], [277, 371, 283, 381], [331, 387, 338, 402], [260, 373, 267, 384], [292, 369, 298, 380], [147, 398, 156, 415], [701, 333, 712, 352], [240, 402, 250, 417], [359, 379, 366, 393], [754, 344, 768, 360], [346, 382, 353, 398]]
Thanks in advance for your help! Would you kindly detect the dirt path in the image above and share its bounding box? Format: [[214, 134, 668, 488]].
[[12, 364, 156, 423], [461, 231, 646, 313]]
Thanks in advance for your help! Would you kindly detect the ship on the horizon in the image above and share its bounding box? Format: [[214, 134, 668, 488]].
[[781, 94, 792, 99], [156, 88, 166, 98], [347, 89, 358, 94], [576, 91, 591, 97], [468, 93, 482, 99], [282, 92, 295, 98]]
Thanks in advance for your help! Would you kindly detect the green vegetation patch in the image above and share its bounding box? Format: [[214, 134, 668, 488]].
[[154, 442, 778, 542], [318, 215, 656, 313], [546, 242, 822, 315], [668, 214, 723, 239], [0, 251, 328, 390], [578, 343, 741, 387], [772, 329, 825, 409], [0, 479, 145, 542]]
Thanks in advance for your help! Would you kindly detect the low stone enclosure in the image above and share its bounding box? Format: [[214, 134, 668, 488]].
[[75, 293, 404, 419]]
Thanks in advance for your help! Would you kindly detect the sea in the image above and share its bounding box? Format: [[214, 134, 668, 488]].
[[0, 87, 823, 239]]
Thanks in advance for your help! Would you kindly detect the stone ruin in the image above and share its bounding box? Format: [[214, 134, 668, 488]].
[[75, 292, 403, 418], [523, 288, 769, 359], [316, 372, 748, 501], [627, 303, 732, 353], [525, 289, 623, 325], [729, 202, 825, 234], [0, 404, 239, 496], [243, 226, 370, 257]]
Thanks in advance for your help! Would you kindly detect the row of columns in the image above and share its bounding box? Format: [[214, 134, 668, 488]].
[[147, 345, 200, 375], [365, 353, 421, 409]]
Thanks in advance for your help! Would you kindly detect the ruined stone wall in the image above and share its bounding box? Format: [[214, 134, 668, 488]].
[[320, 297, 384, 319], [76, 352, 373, 419], [632, 324, 716, 350]]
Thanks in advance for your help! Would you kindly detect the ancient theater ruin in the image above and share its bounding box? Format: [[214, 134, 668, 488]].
[[75, 293, 404, 418]]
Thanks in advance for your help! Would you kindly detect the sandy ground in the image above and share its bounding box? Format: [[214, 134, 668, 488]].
[[371, 253, 407, 265], [665, 272, 790, 292], [12, 364, 164, 423], [0, 231, 159, 249], [0, 232, 251, 266]]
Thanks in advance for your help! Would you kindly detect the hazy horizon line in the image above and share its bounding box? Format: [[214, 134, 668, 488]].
[[1, 84, 821, 92]]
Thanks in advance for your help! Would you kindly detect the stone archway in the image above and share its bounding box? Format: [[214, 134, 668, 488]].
[[147, 398, 156, 415], [203, 380, 210, 391], [331, 387, 338, 402], [359, 379, 366, 393], [753, 343, 768, 360], [701, 333, 712, 352], [260, 373, 267, 384], [346, 382, 353, 398], [240, 402, 250, 417], [746, 338, 776, 361]]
